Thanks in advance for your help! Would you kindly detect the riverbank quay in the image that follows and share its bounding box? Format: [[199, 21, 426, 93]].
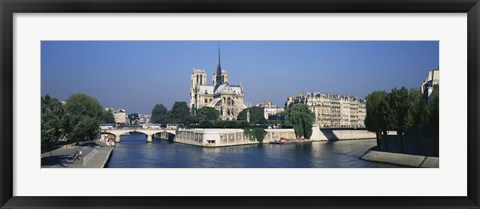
[[269, 138, 313, 144], [360, 149, 439, 168], [41, 141, 113, 168], [173, 127, 381, 147], [174, 128, 305, 147]]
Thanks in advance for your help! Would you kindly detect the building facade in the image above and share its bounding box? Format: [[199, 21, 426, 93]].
[[105, 108, 128, 125], [137, 114, 151, 124], [285, 92, 366, 128], [421, 68, 439, 100], [257, 101, 285, 120], [189, 47, 247, 120]]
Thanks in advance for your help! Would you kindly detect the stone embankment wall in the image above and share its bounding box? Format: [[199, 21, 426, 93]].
[[361, 150, 439, 168], [175, 128, 298, 147], [82, 147, 113, 168], [310, 126, 328, 141], [175, 129, 256, 147], [82, 149, 99, 166], [320, 129, 376, 141], [263, 129, 297, 143], [175, 127, 379, 147]]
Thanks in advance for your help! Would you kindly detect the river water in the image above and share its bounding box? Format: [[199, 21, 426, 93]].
[[105, 132, 401, 168]]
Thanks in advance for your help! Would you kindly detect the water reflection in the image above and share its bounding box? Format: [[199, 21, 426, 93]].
[[105, 132, 401, 168]]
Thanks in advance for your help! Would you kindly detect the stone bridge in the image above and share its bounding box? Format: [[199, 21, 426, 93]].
[[100, 128, 177, 143]]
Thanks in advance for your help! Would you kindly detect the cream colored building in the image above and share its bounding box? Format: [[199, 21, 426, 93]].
[[189, 47, 246, 120], [137, 114, 151, 124], [105, 108, 128, 125], [285, 92, 366, 128], [257, 101, 284, 120], [421, 68, 439, 99]]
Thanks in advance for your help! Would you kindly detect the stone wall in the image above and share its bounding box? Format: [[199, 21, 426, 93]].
[[176, 128, 298, 147], [263, 129, 297, 143], [175, 128, 378, 147], [333, 130, 376, 140], [218, 130, 257, 147], [320, 129, 376, 141], [310, 126, 329, 141], [360, 150, 439, 168], [175, 129, 258, 147], [175, 129, 205, 146], [82, 149, 99, 166]]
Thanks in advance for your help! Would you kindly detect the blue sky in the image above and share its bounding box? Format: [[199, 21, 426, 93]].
[[41, 41, 439, 114]]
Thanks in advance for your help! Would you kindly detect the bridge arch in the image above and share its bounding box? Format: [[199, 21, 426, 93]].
[[99, 128, 177, 143], [99, 130, 134, 143], [152, 130, 176, 141]]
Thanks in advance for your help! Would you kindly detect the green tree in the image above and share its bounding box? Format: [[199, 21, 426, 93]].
[[406, 88, 429, 134], [169, 101, 192, 126], [365, 91, 394, 149], [428, 84, 439, 155], [243, 128, 267, 143], [151, 104, 168, 124], [237, 106, 267, 124], [100, 109, 115, 124], [41, 95, 67, 147], [198, 119, 214, 128], [196, 106, 220, 122], [69, 116, 100, 141], [427, 85, 439, 130], [388, 87, 410, 152], [284, 104, 315, 139], [64, 93, 104, 141], [405, 88, 428, 153]]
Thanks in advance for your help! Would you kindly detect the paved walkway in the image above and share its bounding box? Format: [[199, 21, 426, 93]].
[[41, 141, 113, 168]]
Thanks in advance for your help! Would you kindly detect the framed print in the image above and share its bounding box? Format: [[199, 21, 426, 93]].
[[1, 0, 479, 208]]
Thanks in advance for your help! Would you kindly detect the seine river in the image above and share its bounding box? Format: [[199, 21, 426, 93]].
[[105, 132, 401, 168]]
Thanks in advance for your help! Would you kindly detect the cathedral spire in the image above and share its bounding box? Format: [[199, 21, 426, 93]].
[[215, 43, 223, 90], [218, 43, 221, 67]]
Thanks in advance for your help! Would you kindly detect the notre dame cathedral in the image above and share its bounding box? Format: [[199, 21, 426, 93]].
[[189, 46, 246, 120]]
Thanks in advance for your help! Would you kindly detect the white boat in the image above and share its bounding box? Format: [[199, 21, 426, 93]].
[[106, 140, 115, 146]]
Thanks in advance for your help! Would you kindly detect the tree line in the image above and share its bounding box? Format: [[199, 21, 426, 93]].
[[365, 85, 439, 154], [41, 94, 115, 148], [151, 103, 270, 126]]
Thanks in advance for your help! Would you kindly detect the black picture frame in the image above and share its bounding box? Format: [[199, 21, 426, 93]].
[[1, 0, 479, 208]]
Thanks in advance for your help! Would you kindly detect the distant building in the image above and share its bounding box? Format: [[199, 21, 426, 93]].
[[189, 46, 247, 120], [257, 101, 285, 120], [142, 123, 161, 129], [257, 101, 272, 107], [285, 92, 366, 128], [106, 108, 128, 125], [421, 68, 439, 100], [137, 114, 151, 124]]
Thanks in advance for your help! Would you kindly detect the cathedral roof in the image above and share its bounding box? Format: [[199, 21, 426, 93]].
[[198, 85, 214, 95], [214, 83, 243, 95]]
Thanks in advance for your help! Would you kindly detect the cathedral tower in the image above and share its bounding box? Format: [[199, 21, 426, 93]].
[[189, 44, 246, 120], [190, 69, 207, 114]]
